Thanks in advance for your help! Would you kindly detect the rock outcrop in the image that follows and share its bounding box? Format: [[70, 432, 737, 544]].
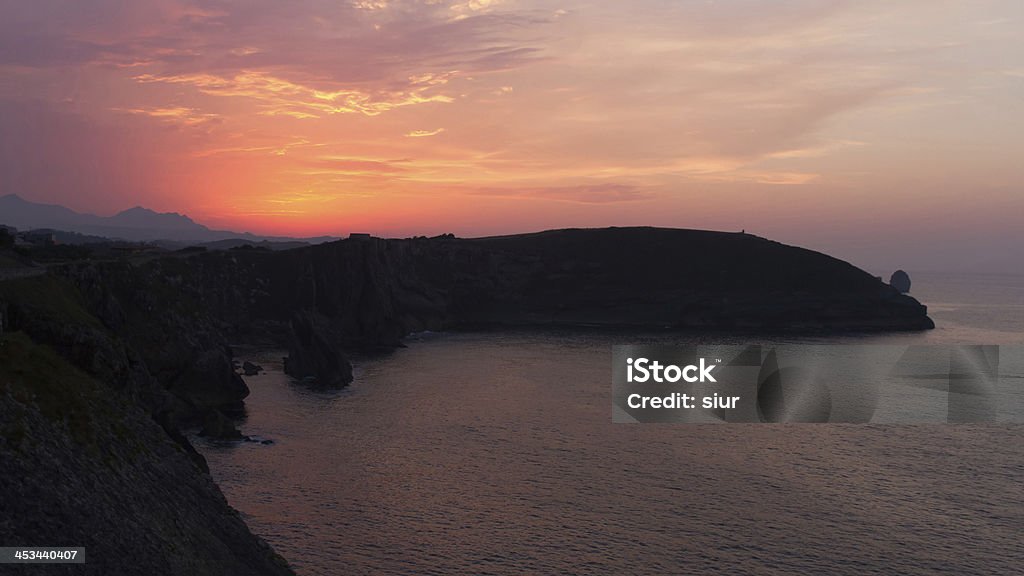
[[890, 269, 912, 294], [283, 311, 354, 387]]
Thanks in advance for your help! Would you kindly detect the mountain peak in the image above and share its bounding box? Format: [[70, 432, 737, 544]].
[[117, 205, 153, 214], [112, 206, 198, 227], [0, 194, 219, 241], [0, 195, 334, 245]]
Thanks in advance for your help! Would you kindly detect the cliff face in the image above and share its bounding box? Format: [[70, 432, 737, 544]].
[[0, 279, 292, 576], [56, 260, 250, 425]]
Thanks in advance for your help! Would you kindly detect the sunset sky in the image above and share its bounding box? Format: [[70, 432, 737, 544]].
[[1, 1, 1022, 271]]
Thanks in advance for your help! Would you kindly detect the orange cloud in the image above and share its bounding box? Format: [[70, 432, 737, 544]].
[[470, 183, 654, 204], [405, 128, 445, 138], [133, 70, 454, 118], [113, 106, 220, 127]]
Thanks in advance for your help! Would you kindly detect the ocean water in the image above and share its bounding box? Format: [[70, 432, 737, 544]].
[[198, 272, 1024, 575]]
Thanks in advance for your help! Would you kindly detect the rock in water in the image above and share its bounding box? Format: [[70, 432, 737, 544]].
[[242, 360, 262, 376], [890, 270, 912, 293], [284, 311, 354, 387]]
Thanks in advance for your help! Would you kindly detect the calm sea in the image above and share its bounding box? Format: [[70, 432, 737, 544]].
[[198, 272, 1024, 575]]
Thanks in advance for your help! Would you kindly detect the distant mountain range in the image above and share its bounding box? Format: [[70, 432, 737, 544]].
[[0, 194, 337, 246]]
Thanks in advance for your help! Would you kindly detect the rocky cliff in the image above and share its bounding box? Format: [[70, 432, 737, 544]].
[[0, 276, 293, 576]]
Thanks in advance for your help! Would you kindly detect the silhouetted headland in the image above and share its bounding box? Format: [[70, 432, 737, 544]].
[[5, 225, 934, 405]]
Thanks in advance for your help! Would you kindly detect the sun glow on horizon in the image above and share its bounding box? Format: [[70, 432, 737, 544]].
[[1, 0, 1023, 269]]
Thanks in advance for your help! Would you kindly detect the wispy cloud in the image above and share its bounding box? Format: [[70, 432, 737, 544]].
[[471, 183, 655, 204], [406, 128, 445, 138], [113, 106, 220, 127], [133, 71, 454, 118], [298, 156, 409, 175]]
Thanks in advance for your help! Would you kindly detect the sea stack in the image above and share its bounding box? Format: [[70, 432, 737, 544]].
[[284, 311, 354, 387], [890, 270, 912, 293]]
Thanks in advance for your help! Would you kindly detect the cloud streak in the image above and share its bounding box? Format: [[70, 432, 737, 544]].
[[471, 183, 654, 204], [406, 128, 445, 138], [133, 70, 455, 118]]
